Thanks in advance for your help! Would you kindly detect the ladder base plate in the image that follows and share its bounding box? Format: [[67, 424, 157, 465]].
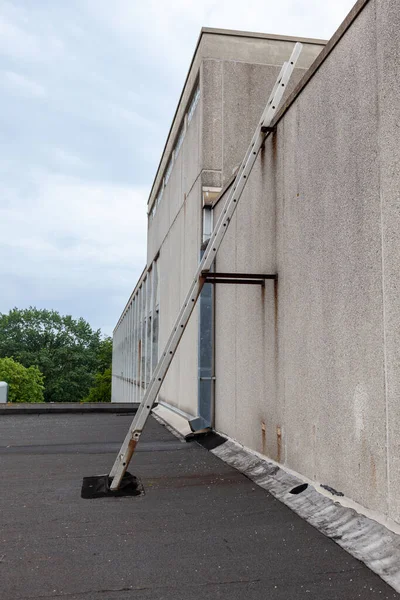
[[81, 472, 144, 499]]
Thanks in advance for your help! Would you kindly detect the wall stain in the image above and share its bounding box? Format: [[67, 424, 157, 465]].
[[261, 421, 266, 455], [276, 425, 282, 463], [273, 278, 279, 332], [370, 454, 377, 489], [272, 131, 278, 161]]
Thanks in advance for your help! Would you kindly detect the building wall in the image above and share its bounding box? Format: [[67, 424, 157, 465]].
[[112, 33, 324, 417], [110, 6, 400, 526], [214, 0, 400, 523], [142, 33, 324, 418]]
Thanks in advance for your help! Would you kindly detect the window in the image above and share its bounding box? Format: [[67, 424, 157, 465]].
[[187, 85, 200, 123], [202, 206, 213, 244], [174, 125, 185, 157], [164, 158, 173, 185], [149, 81, 200, 217]]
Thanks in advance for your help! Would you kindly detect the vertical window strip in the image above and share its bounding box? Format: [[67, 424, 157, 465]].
[[164, 158, 173, 185], [174, 124, 185, 157], [156, 186, 163, 206], [149, 80, 200, 220], [187, 85, 200, 123]]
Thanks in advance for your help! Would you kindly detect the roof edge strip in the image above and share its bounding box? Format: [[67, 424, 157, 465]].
[[200, 27, 327, 45]]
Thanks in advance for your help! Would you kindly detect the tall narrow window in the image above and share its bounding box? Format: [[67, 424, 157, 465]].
[[187, 85, 200, 124], [137, 339, 141, 382], [156, 186, 163, 206], [202, 206, 213, 244], [202, 187, 220, 243], [164, 159, 173, 185], [174, 125, 185, 157]]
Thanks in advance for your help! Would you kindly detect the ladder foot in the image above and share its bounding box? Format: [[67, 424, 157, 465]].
[[81, 472, 144, 499]]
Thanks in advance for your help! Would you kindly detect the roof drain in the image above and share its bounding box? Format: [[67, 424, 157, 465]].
[[289, 483, 308, 495]]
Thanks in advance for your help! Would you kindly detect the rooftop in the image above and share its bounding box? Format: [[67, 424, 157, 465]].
[[1, 411, 398, 599]]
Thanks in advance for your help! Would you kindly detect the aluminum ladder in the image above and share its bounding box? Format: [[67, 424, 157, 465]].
[[108, 42, 303, 491]]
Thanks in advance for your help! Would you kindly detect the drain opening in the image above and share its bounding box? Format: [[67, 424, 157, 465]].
[[289, 483, 308, 495]]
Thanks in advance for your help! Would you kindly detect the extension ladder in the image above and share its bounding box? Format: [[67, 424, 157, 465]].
[[109, 42, 303, 490]]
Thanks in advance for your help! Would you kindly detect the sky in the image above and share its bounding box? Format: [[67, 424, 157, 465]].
[[0, 0, 355, 335]]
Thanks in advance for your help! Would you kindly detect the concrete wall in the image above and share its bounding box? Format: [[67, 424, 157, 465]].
[[214, 0, 400, 524], [143, 32, 323, 418], [156, 179, 201, 416], [146, 29, 326, 216]]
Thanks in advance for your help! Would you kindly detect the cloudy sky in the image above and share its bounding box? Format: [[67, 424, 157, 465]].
[[0, 0, 355, 335]]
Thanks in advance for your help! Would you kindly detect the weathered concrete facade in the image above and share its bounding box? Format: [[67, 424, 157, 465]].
[[113, 0, 400, 525]]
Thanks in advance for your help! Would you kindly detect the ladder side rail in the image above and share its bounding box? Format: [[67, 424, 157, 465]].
[[109, 43, 302, 488]]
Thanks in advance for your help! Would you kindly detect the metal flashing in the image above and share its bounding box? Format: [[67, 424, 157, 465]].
[[200, 26, 327, 46]]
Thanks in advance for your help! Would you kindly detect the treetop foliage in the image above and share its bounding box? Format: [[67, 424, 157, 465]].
[[0, 307, 111, 403], [0, 357, 44, 403]]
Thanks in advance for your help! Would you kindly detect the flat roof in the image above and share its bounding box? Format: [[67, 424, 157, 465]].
[[2, 412, 397, 599]]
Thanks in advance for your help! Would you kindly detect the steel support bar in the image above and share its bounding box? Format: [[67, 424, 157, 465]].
[[202, 272, 277, 280], [207, 279, 266, 285], [108, 43, 303, 490]]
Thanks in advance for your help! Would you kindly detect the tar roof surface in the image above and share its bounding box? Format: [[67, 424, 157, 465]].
[[1, 413, 398, 600]]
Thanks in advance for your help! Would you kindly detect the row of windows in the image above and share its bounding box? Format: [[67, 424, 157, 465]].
[[150, 83, 200, 220]]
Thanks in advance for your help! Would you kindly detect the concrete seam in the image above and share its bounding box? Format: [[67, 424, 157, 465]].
[[280, 119, 287, 464], [202, 56, 311, 70], [375, 0, 390, 517], [234, 188, 238, 439], [221, 60, 225, 191]]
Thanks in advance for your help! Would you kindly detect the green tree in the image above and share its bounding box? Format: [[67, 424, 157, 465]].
[[96, 336, 112, 373], [84, 367, 112, 403], [83, 336, 113, 403], [0, 307, 102, 403], [0, 357, 44, 403]]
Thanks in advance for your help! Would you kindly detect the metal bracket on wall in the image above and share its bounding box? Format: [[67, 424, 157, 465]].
[[261, 126, 276, 133], [201, 272, 277, 287]]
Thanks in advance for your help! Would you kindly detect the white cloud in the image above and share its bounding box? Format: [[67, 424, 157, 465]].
[[0, 170, 148, 286], [0, 13, 41, 61], [0, 4, 65, 63], [50, 148, 88, 170], [0, 0, 358, 332], [0, 69, 46, 98]]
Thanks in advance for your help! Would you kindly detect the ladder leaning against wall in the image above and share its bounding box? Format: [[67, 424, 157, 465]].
[[81, 42, 303, 498]]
